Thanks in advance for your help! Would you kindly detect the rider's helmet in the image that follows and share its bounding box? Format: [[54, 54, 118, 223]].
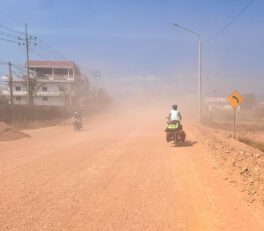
[[74, 112, 79, 118], [172, 104, 177, 110]]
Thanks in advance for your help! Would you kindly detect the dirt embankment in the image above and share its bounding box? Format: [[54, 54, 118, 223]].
[[202, 110, 264, 152], [0, 122, 29, 141], [196, 125, 264, 206], [240, 131, 264, 143]]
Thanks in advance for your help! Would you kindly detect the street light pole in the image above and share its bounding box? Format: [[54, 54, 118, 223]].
[[172, 23, 202, 122], [198, 38, 202, 122]]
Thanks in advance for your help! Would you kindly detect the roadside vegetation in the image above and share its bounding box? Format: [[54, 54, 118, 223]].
[[238, 137, 264, 153], [202, 106, 264, 153], [0, 87, 111, 128]]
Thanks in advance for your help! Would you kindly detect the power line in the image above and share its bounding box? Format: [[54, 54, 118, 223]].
[[0, 24, 24, 36], [30, 47, 53, 60], [35, 39, 94, 73], [0, 23, 95, 80], [0, 24, 23, 45], [31, 43, 86, 70], [0, 30, 18, 39], [12, 64, 29, 74], [33, 46, 54, 59], [0, 36, 18, 44], [35, 44, 62, 60], [14, 63, 27, 70], [30, 47, 76, 69], [31, 39, 73, 65], [208, 0, 256, 41], [12, 70, 25, 79], [0, 61, 9, 65], [30, 47, 85, 74], [37, 38, 69, 60], [25, 31, 93, 74]]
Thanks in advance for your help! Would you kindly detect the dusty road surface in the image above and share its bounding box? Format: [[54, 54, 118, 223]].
[[0, 103, 264, 231]]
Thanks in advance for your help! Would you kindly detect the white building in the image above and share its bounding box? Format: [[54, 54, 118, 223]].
[[204, 97, 234, 111], [3, 61, 88, 106], [259, 102, 264, 110]]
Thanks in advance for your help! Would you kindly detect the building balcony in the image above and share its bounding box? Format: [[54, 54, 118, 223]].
[[36, 75, 74, 81], [2, 90, 74, 97], [2, 90, 28, 96], [36, 91, 65, 97]]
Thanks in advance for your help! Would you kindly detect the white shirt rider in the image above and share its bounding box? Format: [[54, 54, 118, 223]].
[[169, 105, 182, 122], [170, 110, 181, 121]]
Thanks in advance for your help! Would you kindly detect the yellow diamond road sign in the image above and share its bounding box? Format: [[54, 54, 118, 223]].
[[227, 90, 244, 108]]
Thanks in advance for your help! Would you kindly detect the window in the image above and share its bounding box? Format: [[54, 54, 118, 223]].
[[42, 86, 48, 91], [15, 86, 21, 91], [15, 96, 21, 101], [42, 96, 48, 101]]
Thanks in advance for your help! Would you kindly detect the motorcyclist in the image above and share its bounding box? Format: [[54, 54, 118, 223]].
[[72, 111, 81, 121], [168, 104, 182, 125], [166, 104, 185, 143], [72, 112, 82, 131]]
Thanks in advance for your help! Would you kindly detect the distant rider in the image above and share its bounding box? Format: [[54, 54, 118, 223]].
[[168, 104, 182, 125], [72, 111, 81, 121]]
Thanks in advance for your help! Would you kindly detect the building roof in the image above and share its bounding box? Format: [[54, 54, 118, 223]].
[[26, 60, 76, 69], [204, 97, 227, 103]]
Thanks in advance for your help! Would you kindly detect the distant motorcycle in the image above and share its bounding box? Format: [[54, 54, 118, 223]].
[[73, 118, 82, 131], [165, 120, 186, 146]]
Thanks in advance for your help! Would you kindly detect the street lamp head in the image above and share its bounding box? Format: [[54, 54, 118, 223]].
[[172, 23, 179, 27], [171, 22, 200, 38]]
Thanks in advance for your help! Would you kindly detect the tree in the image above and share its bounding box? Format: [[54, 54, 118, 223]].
[[0, 95, 9, 105], [20, 76, 44, 105], [57, 84, 71, 105], [96, 88, 111, 104]]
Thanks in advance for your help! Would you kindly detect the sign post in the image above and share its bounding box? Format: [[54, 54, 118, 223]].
[[233, 107, 237, 138], [226, 90, 244, 139]]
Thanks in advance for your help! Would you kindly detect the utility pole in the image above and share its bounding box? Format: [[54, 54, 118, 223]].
[[25, 23, 30, 105], [8, 62, 13, 105], [92, 71, 101, 105], [198, 39, 202, 122], [19, 23, 36, 105], [233, 108, 237, 139]]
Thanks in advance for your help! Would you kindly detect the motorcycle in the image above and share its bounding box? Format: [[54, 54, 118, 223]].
[[73, 118, 82, 131], [165, 120, 186, 146]]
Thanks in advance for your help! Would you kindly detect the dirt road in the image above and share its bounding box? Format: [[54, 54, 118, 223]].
[[0, 104, 263, 230]]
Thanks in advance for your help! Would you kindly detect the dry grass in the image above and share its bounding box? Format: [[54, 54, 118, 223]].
[[203, 110, 264, 152], [238, 137, 264, 153], [203, 110, 264, 130]]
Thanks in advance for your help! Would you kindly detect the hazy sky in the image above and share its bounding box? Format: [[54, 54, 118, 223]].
[[0, 0, 263, 96]]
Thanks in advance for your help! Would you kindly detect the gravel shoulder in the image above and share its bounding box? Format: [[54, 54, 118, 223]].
[[195, 124, 264, 207]]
